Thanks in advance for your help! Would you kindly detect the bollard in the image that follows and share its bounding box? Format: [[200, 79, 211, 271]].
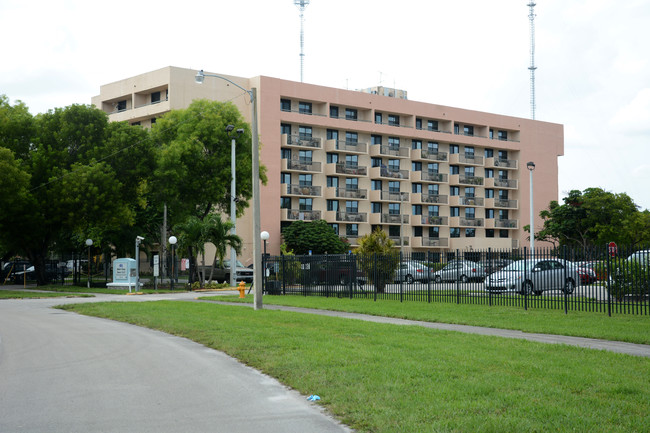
[[238, 280, 246, 298]]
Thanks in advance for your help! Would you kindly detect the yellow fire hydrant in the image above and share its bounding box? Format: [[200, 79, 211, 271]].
[[238, 280, 246, 298]]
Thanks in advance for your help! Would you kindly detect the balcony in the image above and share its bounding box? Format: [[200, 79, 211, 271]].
[[411, 149, 448, 162], [324, 139, 368, 154], [324, 187, 368, 200], [485, 198, 518, 209], [282, 134, 322, 149], [286, 184, 322, 197], [369, 144, 410, 158], [369, 213, 409, 225], [449, 196, 484, 207], [282, 209, 322, 221], [325, 163, 368, 177], [282, 159, 322, 173], [495, 219, 518, 229], [413, 215, 448, 226], [485, 178, 518, 189], [369, 166, 409, 180], [412, 237, 449, 248], [486, 157, 518, 170], [449, 153, 484, 166], [336, 212, 368, 223], [450, 217, 484, 227], [389, 236, 409, 245], [412, 193, 448, 204], [450, 174, 484, 186], [369, 190, 410, 202], [411, 171, 448, 183]]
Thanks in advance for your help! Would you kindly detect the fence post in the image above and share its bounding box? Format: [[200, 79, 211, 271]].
[[373, 253, 378, 302], [349, 251, 354, 299], [523, 247, 528, 311], [399, 251, 403, 303], [563, 245, 569, 315], [488, 247, 492, 307], [427, 250, 431, 303], [456, 249, 460, 304], [606, 245, 612, 317], [281, 253, 286, 295]]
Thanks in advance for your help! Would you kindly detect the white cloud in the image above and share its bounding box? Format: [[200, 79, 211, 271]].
[[609, 88, 650, 133]]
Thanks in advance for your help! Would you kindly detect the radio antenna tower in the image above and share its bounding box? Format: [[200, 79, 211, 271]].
[[294, 0, 310, 82], [528, 2, 537, 119]]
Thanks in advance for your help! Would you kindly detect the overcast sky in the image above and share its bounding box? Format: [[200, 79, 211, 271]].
[[2, 0, 649, 209]]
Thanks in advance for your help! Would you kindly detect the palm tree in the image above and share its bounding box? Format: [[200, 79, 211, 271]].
[[203, 214, 242, 283], [174, 216, 207, 287]]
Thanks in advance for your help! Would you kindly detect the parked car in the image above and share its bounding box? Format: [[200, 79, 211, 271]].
[[432, 261, 486, 283], [627, 250, 650, 266], [479, 259, 514, 275], [394, 261, 432, 284], [574, 261, 597, 285], [204, 260, 254, 283], [485, 258, 580, 295]]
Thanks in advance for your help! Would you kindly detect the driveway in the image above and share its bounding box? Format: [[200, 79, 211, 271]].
[[0, 290, 351, 433]]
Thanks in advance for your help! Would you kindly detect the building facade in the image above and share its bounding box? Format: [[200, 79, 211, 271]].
[[92, 66, 564, 264]]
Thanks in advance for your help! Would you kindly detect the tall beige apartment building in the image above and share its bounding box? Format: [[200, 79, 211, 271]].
[[92, 66, 564, 263]]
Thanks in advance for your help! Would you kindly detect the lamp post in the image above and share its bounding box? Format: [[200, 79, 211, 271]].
[[169, 235, 177, 290], [261, 231, 269, 292], [85, 238, 93, 288], [527, 161, 536, 256], [195, 70, 263, 309], [135, 236, 144, 291], [226, 124, 244, 287]]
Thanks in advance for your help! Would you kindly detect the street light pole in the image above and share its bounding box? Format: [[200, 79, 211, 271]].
[[226, 125, 244, 287], [195, 70, 263, 309], [85, 238, 93, 288], [261, 231, 270, 292], [169, 235, 177, 290], [527, 161, 536, 256], [135, 236, 144, 291]]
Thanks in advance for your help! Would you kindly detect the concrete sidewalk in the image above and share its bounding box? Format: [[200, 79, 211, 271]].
[[208, 301, 650, 358]]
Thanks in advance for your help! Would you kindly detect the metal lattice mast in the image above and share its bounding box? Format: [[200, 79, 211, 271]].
[[528, 2, 537, 119], [294, 0, 310, 82]]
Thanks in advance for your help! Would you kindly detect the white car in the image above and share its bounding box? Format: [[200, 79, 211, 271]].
[[485, 258, 580, 295]]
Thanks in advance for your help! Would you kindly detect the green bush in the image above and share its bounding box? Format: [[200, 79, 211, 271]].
[[609, 261, 650, 300]]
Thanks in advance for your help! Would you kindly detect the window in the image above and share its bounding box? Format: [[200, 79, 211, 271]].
[[346, 178, 358, 190], [498, 189, 509, 200], [281, 173, 291, 184], [485, 189, 494, 198], [499, 229, 509, 238], [465, 187, 475, 197], [485, 168, 494, 178], [327, 153, 338, 164], [412, 140, 422, 150], [330, 105, 339, 118], [464, 146, 475, 158], [428, 184, 439, 195], [416, 118, 422, 130], [116, 100, 127, 111], [498, 130, 508, 141], [371, 180, 382, 191], [299, 174, 312, 186], [281, 99, 291, 111], [388, 203, 400, 215], [388, 159, 400, 171], [299, 198, 312, 211], [414, 226, 423, 237], [151, 91, 161, 104], [450, 165, 460, 175], [485, 148, 494, 158], [412, 183, 422, 193], [371, 135, 382, 145], [330, 223, 339, 235], [463, 125, 474, 136], [281, 149, 291, 160], [299, 150, 312, 162], [299, 101, 312, 114], [371, 202, 382, 213], [327, 129, 339, 140], [345, 131, 358, 143], [465, 228, 476, 238], [450, 228, 460, 238], [371, 157, 382, 167], [428, 205, 439, 216], [412, 205, 422, 215], [150, 118, 157, 125], [412, 161, 422, 171], [486, 229, 495, 238], [449, 144, 459, 154], [429, 226, 439, 238], [281, 197, 291, 209], [298, 125, 312, 139], [450, 186, 460, 196], [464, 166, 475, 177], [427, 162, 439, 173], [498, 209, 509, 220], [388, 114, 400, 126], [450, 207, 460, 217], [346, 201, 359, 213], [346, 224, 359, 237], [428, 141, 439, 153], [327, 176, 339, 188], [346, 154, 358, 167], [388, 225, 400, 237], [498, 170, 508, 180], [131, 121, 141, 126], [465, 208, 475, 219], [489, 129, 494, 139], [486, 209, 495, 219], [454, 124, 460, 135], [345, 108, 357, 120], [388, 137, 400, 148], [428, 120, 438, 131], [281, 123, 291, 135], [498, 150, 508, 160], [388, 181, 400, 193], [327, 200, 339, 211], [375, 112, 383, 124]]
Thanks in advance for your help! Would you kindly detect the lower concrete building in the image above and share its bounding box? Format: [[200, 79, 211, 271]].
[[92, 66, 564, 264]]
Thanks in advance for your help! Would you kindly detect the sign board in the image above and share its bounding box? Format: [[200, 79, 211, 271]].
[[153, 255, 159, 277], [608, 242, 617, 257]]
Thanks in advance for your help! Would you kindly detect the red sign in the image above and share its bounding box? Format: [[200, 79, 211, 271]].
[[608, 242, 617, 257]]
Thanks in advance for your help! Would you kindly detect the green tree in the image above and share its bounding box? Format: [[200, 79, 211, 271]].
[[174, 216, 207, 287], [354, 228, 399, 293], [281, 220, 348, 255], [203, 214, 242, 283]]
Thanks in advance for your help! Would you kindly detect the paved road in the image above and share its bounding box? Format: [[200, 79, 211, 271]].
[[0, 290, 351, 433]]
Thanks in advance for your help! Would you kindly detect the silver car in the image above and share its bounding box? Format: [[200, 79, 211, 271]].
[[394, 261, 432, 284], [432, 261, 486, 283], [485, 259, 580, 295]]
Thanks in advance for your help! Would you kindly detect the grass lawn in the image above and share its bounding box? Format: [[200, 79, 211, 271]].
[[14, 284, 186, 296], [60, 300, 650, 432], [0, 289, 94, 299], [204, 294, 650, 345]]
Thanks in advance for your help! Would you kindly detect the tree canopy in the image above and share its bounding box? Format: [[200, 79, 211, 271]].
[[281, 219, 348, 255]]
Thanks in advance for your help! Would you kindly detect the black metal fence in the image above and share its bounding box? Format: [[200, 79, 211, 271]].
[[262, 245, 650, 316]]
